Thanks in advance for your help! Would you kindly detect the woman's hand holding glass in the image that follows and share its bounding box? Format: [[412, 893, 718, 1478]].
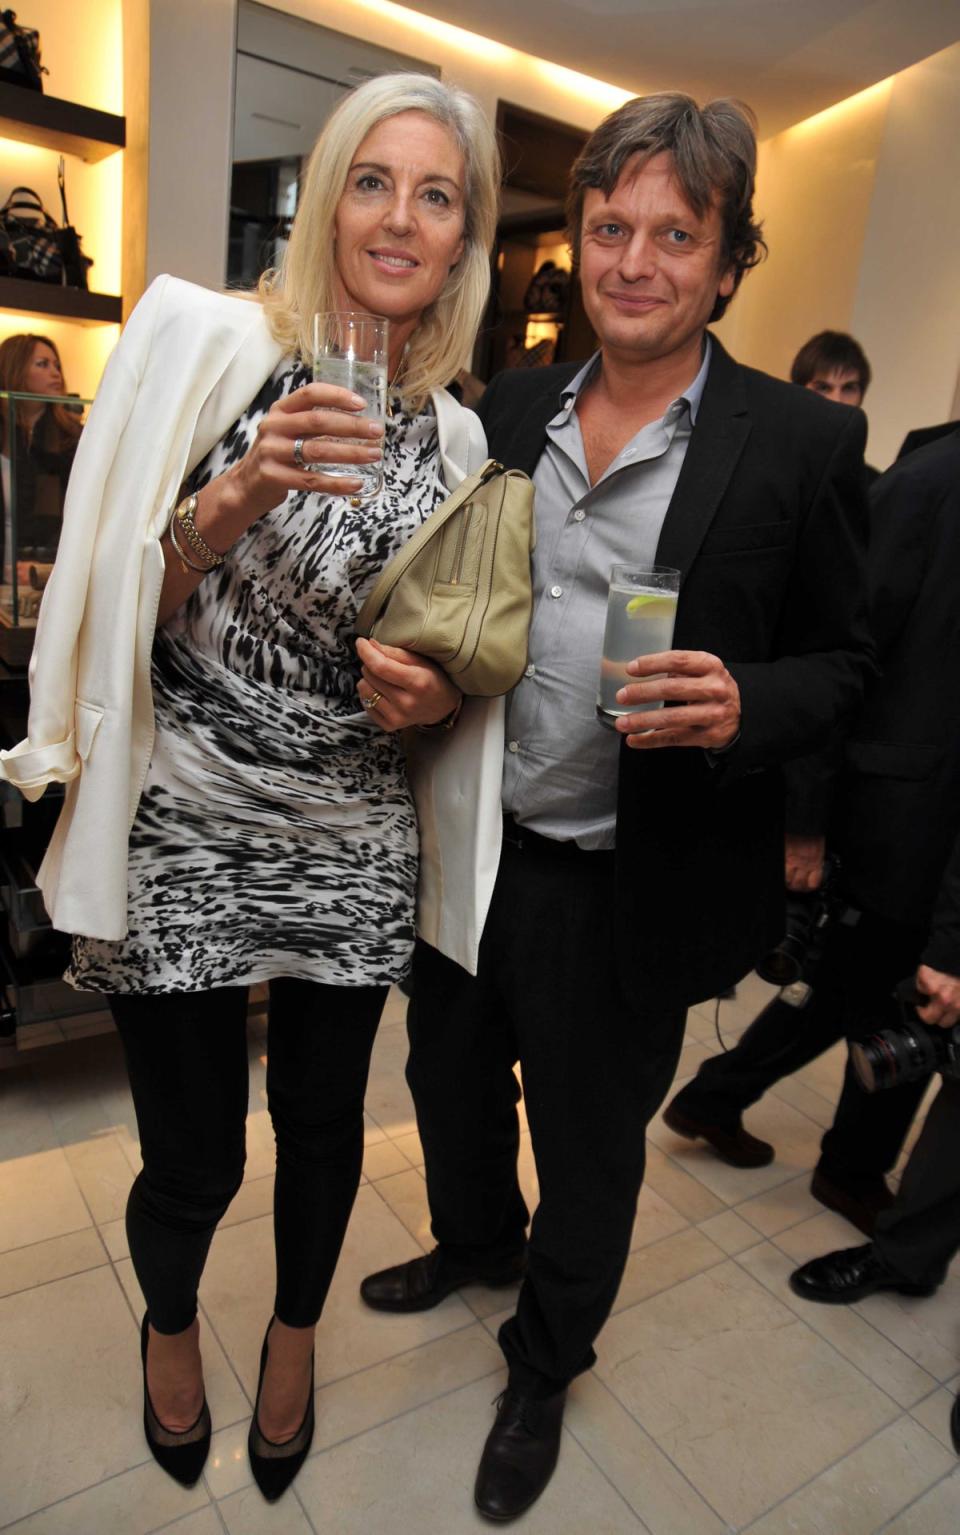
[[356, 636, 461, 731], [223, 379, 385, 527]]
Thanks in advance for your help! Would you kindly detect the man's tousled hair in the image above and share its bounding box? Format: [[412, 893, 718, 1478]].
[[567, 92, 766, 322]]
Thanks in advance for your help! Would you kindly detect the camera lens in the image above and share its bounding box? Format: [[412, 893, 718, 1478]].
[[851, 1023, 941, 1093]]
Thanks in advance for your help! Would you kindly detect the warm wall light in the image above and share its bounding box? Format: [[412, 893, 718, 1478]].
[[784, 76, 894, 141], [351, 0, 632, 108]]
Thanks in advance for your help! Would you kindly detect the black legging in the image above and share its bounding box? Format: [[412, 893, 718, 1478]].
[[110, 978, 387, 1335]]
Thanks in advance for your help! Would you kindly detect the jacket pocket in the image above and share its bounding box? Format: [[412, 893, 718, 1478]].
[[698, 521, 791, 557], [845, 739, 938, 781], [75, 701, 104, 761]]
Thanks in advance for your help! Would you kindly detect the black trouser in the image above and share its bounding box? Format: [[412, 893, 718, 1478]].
[[406, 823, 687, 1396], [671, 910, 929, 1181], [111, 978, 386, 1335], [874, 1075, 960, 1286]]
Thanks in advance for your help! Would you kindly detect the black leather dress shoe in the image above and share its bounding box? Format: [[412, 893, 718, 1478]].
[[789, 1243, 939, 1305], [474, 1387, 566, 1521], [950, 1389, 960, 1455], [360, 1246, 525, 1313], [662, 1098, 774, 1168], [810, 1167, 894, 1238]]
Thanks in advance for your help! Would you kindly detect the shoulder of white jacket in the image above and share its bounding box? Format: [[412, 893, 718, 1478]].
[[141, 274, 266, 328]]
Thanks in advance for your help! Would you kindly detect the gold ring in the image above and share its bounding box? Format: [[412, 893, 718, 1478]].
[[361, 690, 383, 711]]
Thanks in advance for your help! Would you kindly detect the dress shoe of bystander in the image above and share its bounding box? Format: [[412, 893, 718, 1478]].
[[474, 1386, 566, 1522], [789, 1243, 938, 1305]]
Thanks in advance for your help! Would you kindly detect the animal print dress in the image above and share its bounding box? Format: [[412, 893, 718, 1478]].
[[68, 360, 448, 994]]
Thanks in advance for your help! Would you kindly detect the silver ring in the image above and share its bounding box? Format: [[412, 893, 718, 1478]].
[[361, 690, 383, 711], [293, 436, 308, 470]]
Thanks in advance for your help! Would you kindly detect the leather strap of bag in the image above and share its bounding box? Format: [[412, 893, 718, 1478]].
[[355, 459, 502, 637]]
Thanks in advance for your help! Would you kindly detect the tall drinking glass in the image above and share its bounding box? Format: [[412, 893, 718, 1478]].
[[596, 563, 681, 725], [311, 312, 389, 500]]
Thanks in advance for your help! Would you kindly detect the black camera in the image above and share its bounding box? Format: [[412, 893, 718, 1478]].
[[851, 981, 960, 1092], [755, 858, 838, 990]]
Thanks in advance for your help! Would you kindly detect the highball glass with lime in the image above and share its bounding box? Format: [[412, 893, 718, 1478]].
[[596, 563, 681, 724]]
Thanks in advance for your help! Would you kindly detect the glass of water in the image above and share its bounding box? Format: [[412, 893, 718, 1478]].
[[596, 563, 680, 726], [311, 312, 389, 500]]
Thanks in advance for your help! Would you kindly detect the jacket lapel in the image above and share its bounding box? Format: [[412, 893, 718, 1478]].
[[655, 338, 752, 580], [187, 305, 285, 475], [500, 369, 579, 476]]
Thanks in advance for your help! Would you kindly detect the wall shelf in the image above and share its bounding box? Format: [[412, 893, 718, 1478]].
[[0, 83, 125, 162], [0, 276, 121, 326]]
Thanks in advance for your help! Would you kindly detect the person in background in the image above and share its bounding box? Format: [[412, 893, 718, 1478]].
[[0, 334, 82, 571], [790, 330, 879, 482], [361, 91, 873, 1522], [0, 73, 502, 1502]]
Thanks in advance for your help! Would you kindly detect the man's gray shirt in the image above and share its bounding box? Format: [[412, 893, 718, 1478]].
[[502, 341, 711, 850]]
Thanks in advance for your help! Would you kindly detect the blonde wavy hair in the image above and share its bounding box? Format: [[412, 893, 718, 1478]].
[[258, 73, 500, 409]]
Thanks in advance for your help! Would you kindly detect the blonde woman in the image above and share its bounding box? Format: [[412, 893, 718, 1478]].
[[0, 74, 501, 1500]]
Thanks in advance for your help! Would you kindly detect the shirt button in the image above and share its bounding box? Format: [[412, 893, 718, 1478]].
[[572, 509, 585, 523], [508, 740, 520, 753], [550, 585, 563, 598], [524, 663, 536, 678]]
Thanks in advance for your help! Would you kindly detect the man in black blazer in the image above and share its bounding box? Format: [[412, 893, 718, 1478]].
[[362, 93, 873, 1521], [785, 434, 960, 1457]]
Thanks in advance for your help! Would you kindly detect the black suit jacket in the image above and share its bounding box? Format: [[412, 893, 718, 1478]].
[[832, 433, 960, 973], [477, 337, 874, 1005]]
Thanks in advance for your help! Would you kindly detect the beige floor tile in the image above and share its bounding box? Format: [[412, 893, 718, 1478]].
[[363, 1111, 388, 1146], [767, 1072, 836, 1129], [855, 1274, 960, 1382], [99, 1217, 129, 1261], [219, 1484, 316, 1532], [794, 1039, 848, 1099], [0, 1073, 59, 1159], [364, 1022, 418, 1138], [0, 1146, 91, 1253], [111, 1258, 252, 1428], [197, 1193, 475, 1400], [643, 1146, 726, 1223], [630, 1183, 689, 1251], [313, 1322, 503, 1454], [0, 1460, 208, 1535], [739, 1241, 938, 1409], [880, 1465, 960, 1534], [612, 1226, 726, 1315], [63, 1130, 136, 1225], [203, 1418, 253, 1501], [909, 1375, 960, 1452], [241, 1107, 279, 1182], [380, 985, 409, 1029], [362, 1137, 413, 1181], [0, 1268, 146, 1524], [736, 1173, 823, 1237], [0, 1227, 106, 1298], [293, 1375, 647, 1534], [371, 1167, 432, 1250], [744, 1415, 953, 1534], [390, 1129, 424, 1167], [565, 1372, 726, 1535], [697, 1210, 761, 1257], [220, 1174, 274, 1230], [773, 1208, 868, 1261], [653, 1092, 825, 1205], [595, 1260, 898, 1529], [460, 1275, 524, 1324], [154, 1508, 222, 1535]]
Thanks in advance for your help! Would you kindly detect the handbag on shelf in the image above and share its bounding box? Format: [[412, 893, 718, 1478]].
[[523, 260, 570, 316], [0, 9, 46, 91], [0, 163, 92, 288], [355, 459, 536, 697]]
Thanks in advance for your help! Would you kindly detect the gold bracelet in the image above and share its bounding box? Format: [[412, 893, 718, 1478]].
[[172, 493, 224, 571], [168, 509, 211, 574]]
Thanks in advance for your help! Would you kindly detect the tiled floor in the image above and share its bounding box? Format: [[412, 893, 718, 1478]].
[[1, 974, 957, 1533]]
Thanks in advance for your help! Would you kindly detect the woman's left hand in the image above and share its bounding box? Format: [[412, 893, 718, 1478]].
[[356, 637, 461, 730]]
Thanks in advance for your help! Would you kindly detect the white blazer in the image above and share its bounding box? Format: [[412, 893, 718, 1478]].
[[0, 276, 504, 975]]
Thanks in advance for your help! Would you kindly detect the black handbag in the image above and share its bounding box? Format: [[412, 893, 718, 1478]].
[[0, 163, 92, 288], [0, 9, 45, 90]]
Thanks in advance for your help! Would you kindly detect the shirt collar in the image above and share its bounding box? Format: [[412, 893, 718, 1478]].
[[557, 334, 713, 425]]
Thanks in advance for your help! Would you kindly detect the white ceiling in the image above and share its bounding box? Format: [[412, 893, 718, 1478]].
[[400, 0, 960, 136]]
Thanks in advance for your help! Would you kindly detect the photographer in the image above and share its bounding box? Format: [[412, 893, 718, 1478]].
[[665, 429, 960, 1239]]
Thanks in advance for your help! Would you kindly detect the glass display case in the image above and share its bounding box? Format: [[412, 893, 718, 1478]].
[[0, 388, 89, 666]]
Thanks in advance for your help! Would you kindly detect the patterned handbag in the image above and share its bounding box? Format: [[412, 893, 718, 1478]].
[[0, 171, 92, 288], [0, 9, 46, 90]]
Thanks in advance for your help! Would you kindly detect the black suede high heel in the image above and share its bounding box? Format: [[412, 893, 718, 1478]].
[[248, 1318, 316, 1502], [140, 1313, 211, 1487]]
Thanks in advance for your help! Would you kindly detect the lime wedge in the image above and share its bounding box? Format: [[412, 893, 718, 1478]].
[[625, 594, 675, 618]]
